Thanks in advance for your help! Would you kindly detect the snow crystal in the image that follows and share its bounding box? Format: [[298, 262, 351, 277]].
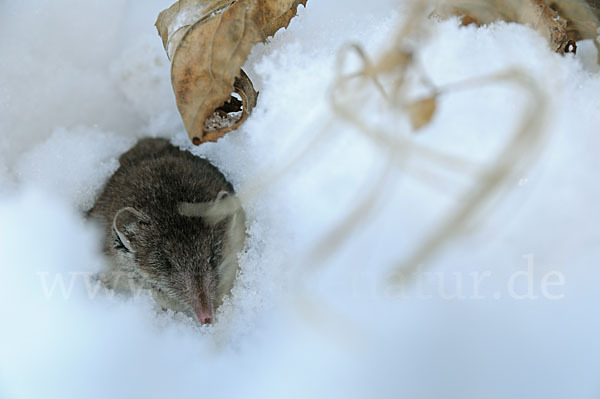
[[15, 126, 134, 211]]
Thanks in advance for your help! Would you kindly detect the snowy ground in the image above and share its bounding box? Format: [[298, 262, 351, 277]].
[[1, 1, 600, 398]]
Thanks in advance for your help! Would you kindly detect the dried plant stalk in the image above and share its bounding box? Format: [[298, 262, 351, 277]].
[[320, 0, 550, 290]]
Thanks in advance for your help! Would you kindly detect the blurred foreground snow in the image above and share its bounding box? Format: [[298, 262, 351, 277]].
[[0, 1, 599, 398]]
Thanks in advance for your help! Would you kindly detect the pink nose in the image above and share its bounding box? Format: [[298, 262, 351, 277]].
[[194, 307, 213, 325]]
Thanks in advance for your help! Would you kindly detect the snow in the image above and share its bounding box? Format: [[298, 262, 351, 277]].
[[1, 1, 600, 398]]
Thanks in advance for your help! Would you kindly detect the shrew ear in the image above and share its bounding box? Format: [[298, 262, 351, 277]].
[[112, 207, 150, 253], [215, 190, 229, 201]]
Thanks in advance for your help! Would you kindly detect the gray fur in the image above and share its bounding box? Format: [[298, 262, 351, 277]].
[[89, 138, 245, 322]]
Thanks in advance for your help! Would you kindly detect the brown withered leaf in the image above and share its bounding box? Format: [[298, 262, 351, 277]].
[[156, 0, 307, 145], [433, 0, 599, 53], [167, 1, 263, 145], [155, 0, 235, 60], [201, 69, 259, 143], [258, 0, 309, 37], [552, 0, 600, 41]]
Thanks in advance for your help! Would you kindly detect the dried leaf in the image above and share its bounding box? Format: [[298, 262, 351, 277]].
[[259, 0, 308, 37], [156, 0, 307, 145], [406, 96, 437, 131], [433, 0, 599, 53], [552, 0, 600, 40], [201, 69, 259, 143], [168, 2, 263, 145], [155, 0, 235, 60]]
